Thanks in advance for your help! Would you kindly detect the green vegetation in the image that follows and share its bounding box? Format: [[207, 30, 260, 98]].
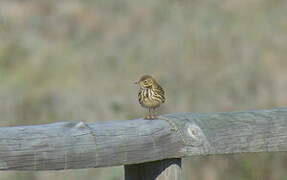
[[0, 0, 287, 179]]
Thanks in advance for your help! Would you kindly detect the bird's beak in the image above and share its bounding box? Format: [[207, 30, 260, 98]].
[[134, 81, 138, 85]]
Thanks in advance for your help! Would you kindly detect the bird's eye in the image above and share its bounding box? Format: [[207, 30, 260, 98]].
[[144, 80, 148, 83]]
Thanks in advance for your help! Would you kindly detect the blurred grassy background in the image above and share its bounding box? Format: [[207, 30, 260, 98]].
[[0, 0, 287, 179]]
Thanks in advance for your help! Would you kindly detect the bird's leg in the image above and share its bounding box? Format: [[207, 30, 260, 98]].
[[150, 108, 154, 120], [151, 108, 157, 119], [145, 108, 152, 119]]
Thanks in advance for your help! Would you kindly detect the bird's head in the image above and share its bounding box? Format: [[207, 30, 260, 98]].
[[135, 75, 155, 89]]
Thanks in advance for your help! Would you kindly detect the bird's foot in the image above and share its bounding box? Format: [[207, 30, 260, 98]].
[[151, 115, 157, 119], [144, 115, 152, 120], [144, 115, 157, 120]]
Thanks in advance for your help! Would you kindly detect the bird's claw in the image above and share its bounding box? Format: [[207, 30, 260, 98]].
[[144, 115, 157, 120]]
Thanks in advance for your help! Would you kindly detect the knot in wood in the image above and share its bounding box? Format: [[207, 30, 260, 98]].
[[75, 122, 86, 129], [183, 123, 205, 147], [187, 124, 199, 137]]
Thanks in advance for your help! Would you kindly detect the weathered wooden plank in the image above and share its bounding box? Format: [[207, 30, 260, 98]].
[[0, 107, 287, 170], [0, 119, 182, 170], [124, 158, 181, 180]]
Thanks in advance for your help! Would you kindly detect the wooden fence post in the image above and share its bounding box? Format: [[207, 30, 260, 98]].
[[124, 158, 181, 180]]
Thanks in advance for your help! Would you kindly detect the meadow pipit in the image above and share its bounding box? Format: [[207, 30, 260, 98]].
[[135, 75, 165, 119]]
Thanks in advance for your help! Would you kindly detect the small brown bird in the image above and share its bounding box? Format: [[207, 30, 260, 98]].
[[135, 75, 165, 119]]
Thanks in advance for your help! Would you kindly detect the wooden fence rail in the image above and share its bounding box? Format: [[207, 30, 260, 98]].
[[1, 107, 287, 179]]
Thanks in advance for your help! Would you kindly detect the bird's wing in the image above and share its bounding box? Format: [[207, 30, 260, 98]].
[[154, 85, 165, 103], [138, 90, 143, 103]]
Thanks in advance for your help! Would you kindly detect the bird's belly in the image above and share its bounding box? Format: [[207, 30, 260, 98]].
[[141, 98, 161, 108]]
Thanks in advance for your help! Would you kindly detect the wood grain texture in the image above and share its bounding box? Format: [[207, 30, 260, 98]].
[[0, 107, 287, 170]]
